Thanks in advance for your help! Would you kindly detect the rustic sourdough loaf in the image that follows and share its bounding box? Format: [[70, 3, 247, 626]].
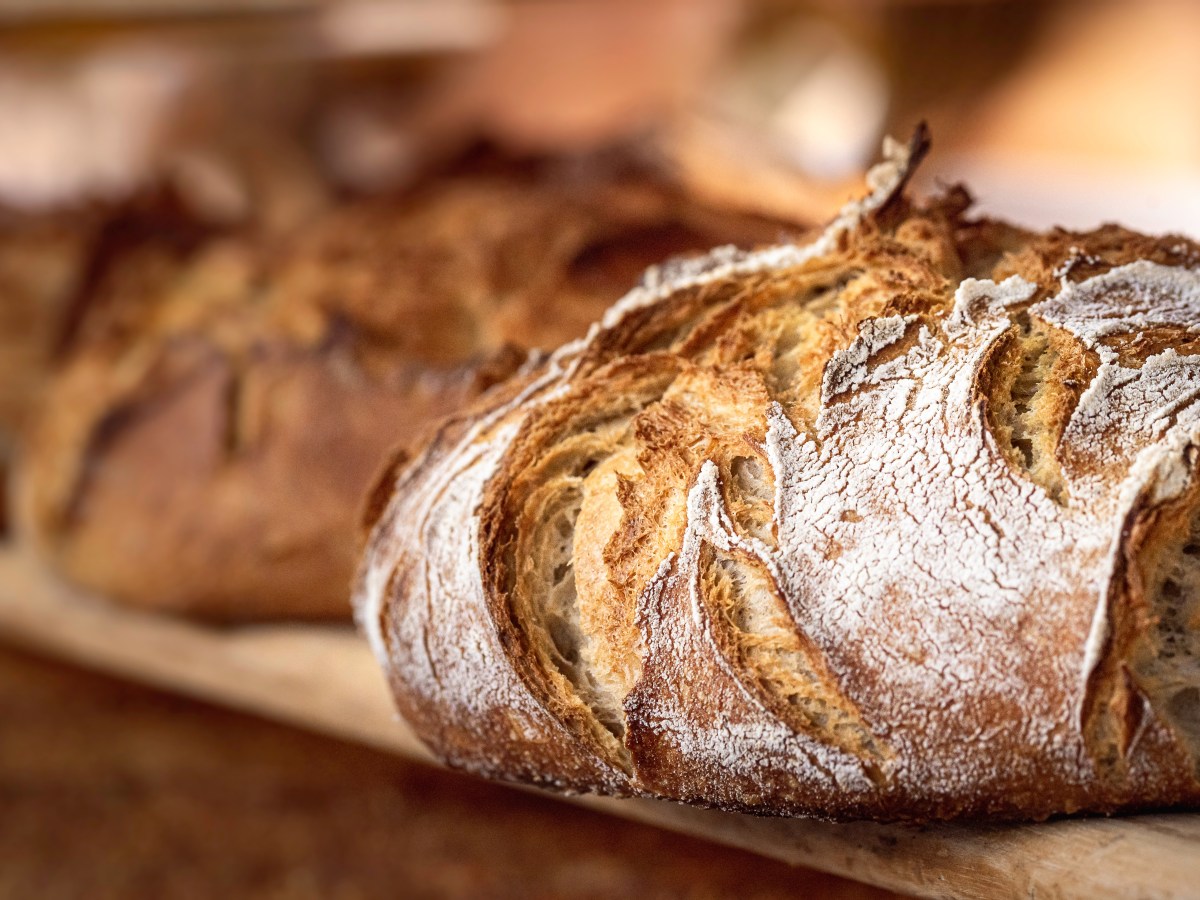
[[355, 129, 1200, 820], [15, 156, 800, 620]]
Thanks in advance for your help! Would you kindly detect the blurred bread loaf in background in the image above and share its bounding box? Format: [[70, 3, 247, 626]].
[[13, 148, 811, 619]]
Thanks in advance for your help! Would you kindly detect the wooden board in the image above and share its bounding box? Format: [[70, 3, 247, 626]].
[[1, 545, 1198, 900]]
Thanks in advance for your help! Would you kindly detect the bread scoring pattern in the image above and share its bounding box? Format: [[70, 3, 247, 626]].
[[356, 132, 1200, 820]]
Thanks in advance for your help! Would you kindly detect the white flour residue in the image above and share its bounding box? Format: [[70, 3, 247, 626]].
[[1036, 261, 1200, 354], [744, 266, 1200, 792], [821, 314, 915, 402], [946, 275, 1037, 332], [762, 328, 1085, 791], [631, 461, 878, 794], [1031, 262, 1200, 694]]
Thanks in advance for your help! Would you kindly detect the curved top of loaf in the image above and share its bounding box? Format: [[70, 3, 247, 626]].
[[356, 129, 1200, 820]]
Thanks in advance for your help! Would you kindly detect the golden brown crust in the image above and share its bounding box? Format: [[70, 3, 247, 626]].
[[16, 159, 802, 620], [356, 138, 1200, 820]]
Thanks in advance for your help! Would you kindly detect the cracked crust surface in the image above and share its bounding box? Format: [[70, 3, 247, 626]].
[[16, 161, 797, 620], [356, 132, 1200, 820]]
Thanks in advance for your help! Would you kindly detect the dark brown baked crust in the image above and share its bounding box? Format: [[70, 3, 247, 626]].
[[356, 134, 1200, 820], [16, 158, 803, 619]]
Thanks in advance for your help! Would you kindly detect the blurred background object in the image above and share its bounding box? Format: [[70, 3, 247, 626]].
[[0, 0, 1195, 218]]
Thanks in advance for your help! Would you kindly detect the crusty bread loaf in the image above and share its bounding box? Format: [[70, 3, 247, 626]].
[[355, 129, 1200, 821], [16, 157, 801, 620]]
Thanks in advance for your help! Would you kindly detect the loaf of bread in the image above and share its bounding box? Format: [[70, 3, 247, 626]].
[[355, 130, 1200, 821], [16, 156, 801, 620]]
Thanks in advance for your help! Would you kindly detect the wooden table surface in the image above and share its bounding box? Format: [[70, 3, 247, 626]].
[[0, 639, 895, 899]]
